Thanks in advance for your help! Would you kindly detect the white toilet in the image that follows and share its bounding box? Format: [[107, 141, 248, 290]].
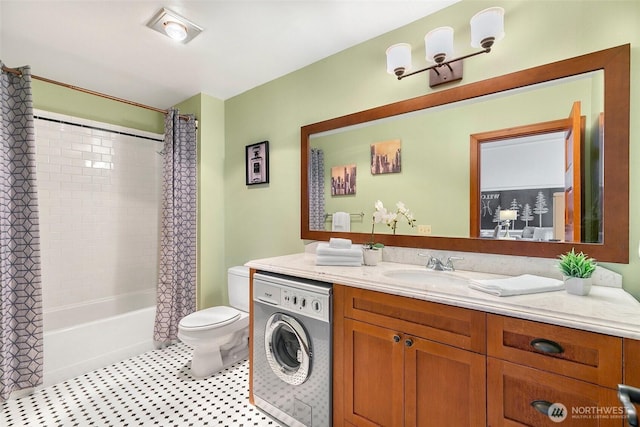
[[178, 266, 250, 378]]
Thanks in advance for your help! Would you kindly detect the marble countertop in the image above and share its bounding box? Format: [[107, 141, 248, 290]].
[[246, 252, 640, 340]]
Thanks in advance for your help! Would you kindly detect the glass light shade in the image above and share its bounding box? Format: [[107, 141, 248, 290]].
[[164, 21, 188, 41], [386, 43, 412, 76], [470, 7, 505, 48], [425, 26, 454, 64], [499, 209, 517, 221]]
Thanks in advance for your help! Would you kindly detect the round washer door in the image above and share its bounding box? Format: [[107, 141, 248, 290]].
[[264, 312, 312, 385]]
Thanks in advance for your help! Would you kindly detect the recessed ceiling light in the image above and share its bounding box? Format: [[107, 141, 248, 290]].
[[163, 21, 188, 41], [147, 7, 203, 44]]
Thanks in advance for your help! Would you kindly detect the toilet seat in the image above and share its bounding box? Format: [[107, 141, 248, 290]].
[[179, 306, 241, 331]]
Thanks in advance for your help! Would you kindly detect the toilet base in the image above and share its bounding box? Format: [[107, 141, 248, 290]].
[[188, 330, 249, 378]]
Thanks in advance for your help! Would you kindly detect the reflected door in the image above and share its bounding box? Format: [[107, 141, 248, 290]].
[[564, 101, 583, 242]]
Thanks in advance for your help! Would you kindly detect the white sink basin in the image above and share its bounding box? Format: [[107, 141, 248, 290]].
[[383, 269, 468, 287]]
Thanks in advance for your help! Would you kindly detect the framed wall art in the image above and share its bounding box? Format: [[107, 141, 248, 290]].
[[246, 141, 269, 185], [331, 164, 356, 196], [371, 139, 401, 175]]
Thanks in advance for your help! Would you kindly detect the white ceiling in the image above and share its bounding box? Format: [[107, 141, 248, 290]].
[[1, 0, 459, 109]]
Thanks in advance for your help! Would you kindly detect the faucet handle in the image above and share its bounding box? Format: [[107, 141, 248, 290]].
[[418, 252, 437, 268], [445, 256, 464, 271]]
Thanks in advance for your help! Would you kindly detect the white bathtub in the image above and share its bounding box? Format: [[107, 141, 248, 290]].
[[42, 290, 156, 387]]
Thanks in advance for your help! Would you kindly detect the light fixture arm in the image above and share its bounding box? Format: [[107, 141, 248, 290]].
[[397, 47, 491, 81]]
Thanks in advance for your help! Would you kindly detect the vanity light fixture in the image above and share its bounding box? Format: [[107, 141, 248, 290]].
[[386, 7, 505, 88], [147, 7, 203, 44]]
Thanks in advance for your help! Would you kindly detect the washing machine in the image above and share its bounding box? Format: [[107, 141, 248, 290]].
[[252, 271, 332, 427]]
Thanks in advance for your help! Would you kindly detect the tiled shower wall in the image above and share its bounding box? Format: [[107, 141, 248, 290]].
[[34, 110, 163, 310]]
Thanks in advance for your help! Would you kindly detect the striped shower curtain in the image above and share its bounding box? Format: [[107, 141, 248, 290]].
[[309, 148, 325, 230], [153, 109, 197, 345], [0, 62, 43, 400]]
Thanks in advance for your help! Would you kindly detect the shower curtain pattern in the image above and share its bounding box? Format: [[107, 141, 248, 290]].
[[154, 109, 197, 344], [0, 63, 43, 400], [309, 148, 325, 230]]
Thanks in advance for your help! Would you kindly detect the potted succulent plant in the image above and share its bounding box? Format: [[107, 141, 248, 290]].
[[558, 248, 597, 295]]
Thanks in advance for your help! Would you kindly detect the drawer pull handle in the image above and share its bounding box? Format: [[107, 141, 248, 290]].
[[405, 338, 414, 347], [393, 335, 401, 343], [530, 400, 552, 415], [530, 338, 564, 354]]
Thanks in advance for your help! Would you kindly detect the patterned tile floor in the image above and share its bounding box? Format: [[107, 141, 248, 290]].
[[1, 343, 283, 426]]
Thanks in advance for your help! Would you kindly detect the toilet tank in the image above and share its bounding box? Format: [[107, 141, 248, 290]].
[[228, 266, 250, 312]]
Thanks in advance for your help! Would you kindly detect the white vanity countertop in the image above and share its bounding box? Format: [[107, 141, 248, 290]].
[[246, 252, 640, 340]]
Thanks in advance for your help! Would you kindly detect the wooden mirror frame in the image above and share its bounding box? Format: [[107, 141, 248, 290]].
[[301, 44, 629, 263]]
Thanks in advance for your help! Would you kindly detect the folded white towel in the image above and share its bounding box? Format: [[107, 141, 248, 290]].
[[316, 254, 362, 266], [329, 238, 352, 249], [468, 274, 564, 297], [332, 212, 351, 232], [316, 243, 362, 258]]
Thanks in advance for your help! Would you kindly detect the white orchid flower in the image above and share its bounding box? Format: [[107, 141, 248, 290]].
[[374, 200, 385, 212], [396, 201, 407, 214], [373, 207, 388, 224]]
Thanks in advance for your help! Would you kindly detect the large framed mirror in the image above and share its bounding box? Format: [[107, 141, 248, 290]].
[[301, 44, 629, 263]]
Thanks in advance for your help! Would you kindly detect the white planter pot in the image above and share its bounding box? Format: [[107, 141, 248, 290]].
[[564, 276, 593, 296], [363, 248, 380, 266]]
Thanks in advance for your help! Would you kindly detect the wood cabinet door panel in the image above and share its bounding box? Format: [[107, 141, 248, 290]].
[[405, 338, 486, 427], [488, 358, 623, 427], [344, 318, 404, 427], [487, 314, 622, 388], [623, 338, 640, 387], [344, 286, 486, 353]]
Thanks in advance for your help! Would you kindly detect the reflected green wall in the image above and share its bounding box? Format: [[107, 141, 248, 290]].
[[224, 0, 640, 300], [312, 76, 595, 238]]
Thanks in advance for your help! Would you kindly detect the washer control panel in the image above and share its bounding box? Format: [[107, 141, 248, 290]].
[[281, 288, 329, 320], [253, 272, 332, 322]]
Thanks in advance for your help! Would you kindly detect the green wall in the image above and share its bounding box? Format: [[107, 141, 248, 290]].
[[223, 0, 640, 300], [176, 94, 226, 309], [32, 79, 165, 134]]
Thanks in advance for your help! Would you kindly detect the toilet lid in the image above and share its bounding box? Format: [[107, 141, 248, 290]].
[[179, 306, 241, 330]]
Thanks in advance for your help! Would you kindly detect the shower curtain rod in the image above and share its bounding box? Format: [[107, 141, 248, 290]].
[[1, 65, 191, 121]]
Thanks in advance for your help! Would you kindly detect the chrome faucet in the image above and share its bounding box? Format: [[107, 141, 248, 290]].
[[419, 253, 464, 271]]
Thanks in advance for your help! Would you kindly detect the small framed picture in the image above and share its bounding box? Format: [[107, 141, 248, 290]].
[[371, 139, 401, 175], [246, 141, 269, 185], [331, 164, 357, 196]]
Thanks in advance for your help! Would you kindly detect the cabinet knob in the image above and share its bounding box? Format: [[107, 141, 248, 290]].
[[530, 338, 564, 354], [393, 335, 401, 343], [405, 338, 414, 347]]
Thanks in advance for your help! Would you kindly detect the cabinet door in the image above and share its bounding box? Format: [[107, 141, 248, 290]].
[[344, 318, 405, 427], [488, 358, 623, 427], [405, 337, 486, 426]]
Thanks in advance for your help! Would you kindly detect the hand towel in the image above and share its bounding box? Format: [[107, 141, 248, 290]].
[[332, 212, 351, 232], [316, 254, 362, 266], [468, 274, 564, 297], [329, 238, 352, 249], [316, 243, 362, 258]]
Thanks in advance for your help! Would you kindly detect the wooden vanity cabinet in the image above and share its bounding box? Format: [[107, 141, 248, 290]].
[[335, 285, 487, 427], [487, 314, 624, 426], [333, 285, 633, 427]]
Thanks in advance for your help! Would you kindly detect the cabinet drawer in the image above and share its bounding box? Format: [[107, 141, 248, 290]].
[[488, 358, 623, 427], [343, 286, 486, 353], [487, 315, 622, 388]]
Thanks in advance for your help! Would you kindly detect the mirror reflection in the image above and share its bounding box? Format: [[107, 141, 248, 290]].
[[309, 71, 603, 244]]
